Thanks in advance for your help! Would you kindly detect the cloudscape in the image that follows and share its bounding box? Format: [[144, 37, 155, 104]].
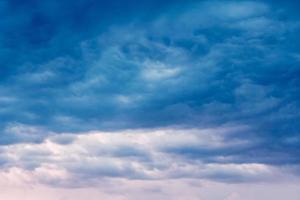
[[0, 0, 300, 199]]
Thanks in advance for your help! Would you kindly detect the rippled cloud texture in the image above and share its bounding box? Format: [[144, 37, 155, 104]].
[[1, 0, 300, 199]]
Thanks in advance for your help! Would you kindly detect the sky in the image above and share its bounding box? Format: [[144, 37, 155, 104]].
[[0, 0, 300, 199]]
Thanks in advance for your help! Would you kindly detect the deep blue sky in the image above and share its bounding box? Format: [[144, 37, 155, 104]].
[[0, 0, 300, 192]]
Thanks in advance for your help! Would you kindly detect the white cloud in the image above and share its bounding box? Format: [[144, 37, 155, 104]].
[[0, 126, 295, 188], [141, 61, 181, 81]]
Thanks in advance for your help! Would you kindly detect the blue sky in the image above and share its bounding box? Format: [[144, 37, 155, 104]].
[[0, 0, 300, 199]]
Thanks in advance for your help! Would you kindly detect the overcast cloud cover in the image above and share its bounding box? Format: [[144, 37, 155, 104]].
[[0, 0, 300, 199]]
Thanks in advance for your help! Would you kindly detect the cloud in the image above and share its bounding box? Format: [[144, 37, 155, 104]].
[[0, 126, 298, 188], [0, 0, 299, 134], [0, 170, 299, 200], [0, 173, 299, 200], [141, 61, 181, 81], [0, 0, 300, 197]]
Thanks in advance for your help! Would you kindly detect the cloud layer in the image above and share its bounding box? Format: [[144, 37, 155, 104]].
[[0, 126, 298, 188], [0, 0, 300, 198], [1, 1, 299, 132]]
